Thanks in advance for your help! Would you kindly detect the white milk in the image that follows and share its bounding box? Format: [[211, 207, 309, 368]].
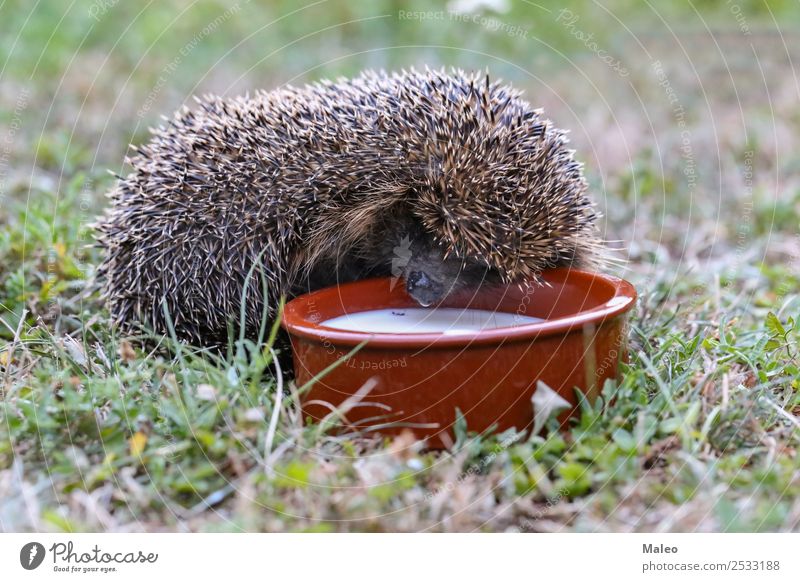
[[322, 307, 543, 335]]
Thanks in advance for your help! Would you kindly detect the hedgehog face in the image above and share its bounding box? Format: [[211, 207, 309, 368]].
[[403, 252, 496, 307], [394, 228, 500, 307]]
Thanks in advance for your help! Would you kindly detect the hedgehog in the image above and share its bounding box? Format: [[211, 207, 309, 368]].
[[97, 68, 602, 345]]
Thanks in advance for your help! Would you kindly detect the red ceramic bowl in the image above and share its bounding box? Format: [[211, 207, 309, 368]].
[[281, 268, 636, 447]]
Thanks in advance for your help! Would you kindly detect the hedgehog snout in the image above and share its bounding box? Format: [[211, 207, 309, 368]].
[[405, 271, 444, 307]]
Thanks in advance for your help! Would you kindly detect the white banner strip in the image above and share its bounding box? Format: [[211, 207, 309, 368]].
[[1, 533, 798, 581]]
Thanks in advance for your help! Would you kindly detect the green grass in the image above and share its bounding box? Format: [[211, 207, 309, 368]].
[[1, 256, 797, 531], [1, 0, 799, 532]]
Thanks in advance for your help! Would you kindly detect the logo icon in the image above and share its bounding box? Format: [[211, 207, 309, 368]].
[[390, 234, 413, 290], [20, 542, 46, 570]]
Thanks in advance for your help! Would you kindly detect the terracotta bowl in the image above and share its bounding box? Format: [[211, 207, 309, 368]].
[[281, 268, 636, 447]]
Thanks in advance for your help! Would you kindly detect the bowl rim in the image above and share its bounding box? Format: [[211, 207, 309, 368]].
[[281, 268, 637, 348]]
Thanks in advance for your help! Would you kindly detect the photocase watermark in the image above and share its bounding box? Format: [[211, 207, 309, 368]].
[[305, 297, 407, 368], [595, 344, 621, 376], [42, 175, 96, 324], [77, 176, 96, 275], [773, 229, 800, 309], [652, 60, 696, 200], [556, 9, 629, 77], [19, 541, 158, 573], [345, 356, 407, 371], [20, 542, 46, 570], [390, 233, 412, 291], [137, 2, 246, 118], [424, 430, 523, 500], [397, 10, 529, 39], [0, 87, 30, 203], [450, 10, 529, 39], [512, 273, 542, 325], [151, 372, 184, 463], [88, 0, 120, 21], [518, 486, 571, 530], [726, 0, 752, 36], [724, 150, 754, 284]]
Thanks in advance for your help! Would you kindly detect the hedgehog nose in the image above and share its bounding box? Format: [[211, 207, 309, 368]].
[[405, 271, 441, 307], [406, 271, 429, 291]]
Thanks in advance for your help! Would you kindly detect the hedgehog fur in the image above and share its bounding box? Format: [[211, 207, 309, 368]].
[[97, 68, 602, 344]]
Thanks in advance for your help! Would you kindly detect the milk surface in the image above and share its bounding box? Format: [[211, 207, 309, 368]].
[[322, 307, 542, 334]]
